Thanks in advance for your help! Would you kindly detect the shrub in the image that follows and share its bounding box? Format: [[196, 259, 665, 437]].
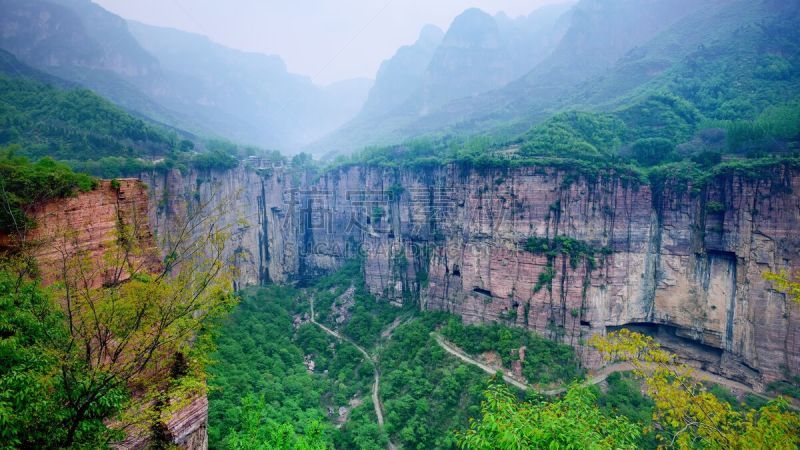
[[629, 138, 675, 166], [707, 200, 726, 214]]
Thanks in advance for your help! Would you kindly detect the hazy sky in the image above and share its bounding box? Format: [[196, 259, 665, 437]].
[[95, 0, 564, 85]]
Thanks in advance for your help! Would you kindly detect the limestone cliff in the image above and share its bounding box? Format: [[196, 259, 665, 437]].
[[8, 179, 159, 285], [147, 163, 799, 389], [7, 162, 796, 440], [2, 179, 209, 450]]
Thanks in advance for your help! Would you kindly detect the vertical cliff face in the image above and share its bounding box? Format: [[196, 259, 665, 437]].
[[150, 163, 798, 388], [140, 165, 300, 288], [11, 163, 795, 440], [2, 179, 209, 450], [11, 179, 160, 285]]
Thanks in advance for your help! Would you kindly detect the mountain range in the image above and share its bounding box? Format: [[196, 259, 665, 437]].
[[0, 0, 798, 157], [0, 0, 371, 149], [310, 0, 799, 155]]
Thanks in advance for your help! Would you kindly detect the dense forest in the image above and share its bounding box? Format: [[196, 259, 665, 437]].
[[206, 262, 800, 449], [207, 262, 590, 449], [0, 74, 176, 160]]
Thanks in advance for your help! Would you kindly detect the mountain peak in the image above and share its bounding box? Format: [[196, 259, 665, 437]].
[[442, 8, 500, 49], [418, 24, 444, 46]]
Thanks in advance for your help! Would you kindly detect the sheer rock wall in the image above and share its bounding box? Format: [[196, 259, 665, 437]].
[[147, 163, 799, 389], [4, 179, 208, 449]]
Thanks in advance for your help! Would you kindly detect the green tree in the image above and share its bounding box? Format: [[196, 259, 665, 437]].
[[592, 330, 800, 449], [0, 148, 97, 234], [224, 395, 330, 450], [0, 268, 115, 448], [458, 382, 640, 449], [0, 185, 237, 447], [630, 138, 676, 166]]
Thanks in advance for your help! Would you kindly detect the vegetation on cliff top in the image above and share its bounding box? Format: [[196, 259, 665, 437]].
[[324, 16, 800, 187], [325, 93, 799, 192], [0, 147, 97, 234]]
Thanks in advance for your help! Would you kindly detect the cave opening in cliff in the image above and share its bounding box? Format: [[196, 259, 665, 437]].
[[606, 322, 660, 336], [472, 287, 492, 297]]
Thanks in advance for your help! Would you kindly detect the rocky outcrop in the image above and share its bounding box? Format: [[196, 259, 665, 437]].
[[140, 165, 300, 288], [148, 162, 799, 389], [2, 179, 208, 450], [169, 396, 209, 449]]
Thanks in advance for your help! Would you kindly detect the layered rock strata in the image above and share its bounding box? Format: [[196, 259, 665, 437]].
[[2, 179, 208, 449], [10, 162, 797, 442], [146, 163, 799, 389]]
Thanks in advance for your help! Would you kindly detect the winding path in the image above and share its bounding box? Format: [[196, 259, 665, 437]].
[[309, 296, 398, 449], [432, 332, 789, 402], [433, 333, 533, 392]]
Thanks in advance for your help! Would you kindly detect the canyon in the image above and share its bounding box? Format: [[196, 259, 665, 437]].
[[13, 161, 800, 447], [144, 161, 799, 389]]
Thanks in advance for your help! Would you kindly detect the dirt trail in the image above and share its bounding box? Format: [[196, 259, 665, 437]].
[[433, 333, 786, 401], [381, 316, 405, 338], [434, 333, 532, 391], [309, 296, 397, 449]]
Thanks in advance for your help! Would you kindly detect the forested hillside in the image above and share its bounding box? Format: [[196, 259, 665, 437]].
[[327, 4, 800, 184], [0, 74, 176, 161], [0, 52, 255, 178], [312, 0, 800, 155], [1, 1, 799, 449]]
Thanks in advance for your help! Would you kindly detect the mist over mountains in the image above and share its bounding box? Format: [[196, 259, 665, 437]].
[[0, 0, 798, 156], [0, 0, 371, 149], [2, 1, 800, 448], [312, 0, 799, 154]]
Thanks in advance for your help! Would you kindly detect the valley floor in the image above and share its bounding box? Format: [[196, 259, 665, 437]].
[[206, 263, 798, 449]]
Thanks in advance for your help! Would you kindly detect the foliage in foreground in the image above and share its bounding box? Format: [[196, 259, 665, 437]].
[[0, 268, 101, 448], [458, 382, 640, 449], [591, 330, 800, 449], [0, 187, 235, 448], [223, 395, 328, 450]]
